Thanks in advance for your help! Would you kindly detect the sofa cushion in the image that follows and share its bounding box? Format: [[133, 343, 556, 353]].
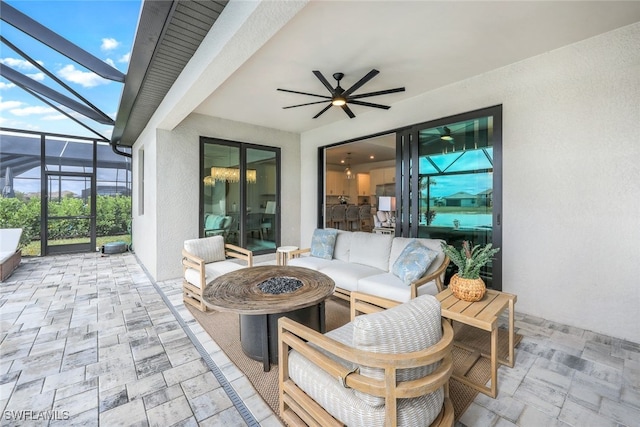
[[391, 240, 438, 285], [288, 255, 334, 271], [348, 232, 393, 270], [319, 260, 383, 292], [352, 295, 443, 406], [184, 261, 243, 289], [357, 273, 440, 303], [310, 228, 338, 260], [184, 235, 226, 264], [332, 230, 352, 262]]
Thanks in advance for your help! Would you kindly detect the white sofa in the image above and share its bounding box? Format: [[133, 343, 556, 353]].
[[288, 230, 449, 303], [1, 228, 23, 281]]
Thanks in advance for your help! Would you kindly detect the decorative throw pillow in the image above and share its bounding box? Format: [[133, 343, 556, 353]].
[[310, 228, 338, 260], [391, 240, 438, 285]]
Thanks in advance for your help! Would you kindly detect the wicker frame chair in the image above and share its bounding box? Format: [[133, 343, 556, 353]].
[[278, 292, 455, 427]]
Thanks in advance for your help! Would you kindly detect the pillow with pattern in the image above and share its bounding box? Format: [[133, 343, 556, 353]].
[[310, 228, 338, 260], [391, 240, 438, 285]]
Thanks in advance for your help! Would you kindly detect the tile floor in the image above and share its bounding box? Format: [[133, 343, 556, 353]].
[[0, 252, 638, 426]]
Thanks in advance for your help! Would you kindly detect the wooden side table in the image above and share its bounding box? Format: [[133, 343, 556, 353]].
[[436, 288, 517, 398], [276, 246, 298, 266]]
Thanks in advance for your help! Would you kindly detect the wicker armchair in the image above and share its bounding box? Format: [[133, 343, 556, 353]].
[[182, 235, 253, 311], [278, 292, 454, 427]]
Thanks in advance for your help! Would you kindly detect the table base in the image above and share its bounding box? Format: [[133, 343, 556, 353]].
[[240, 301, 325, 371]]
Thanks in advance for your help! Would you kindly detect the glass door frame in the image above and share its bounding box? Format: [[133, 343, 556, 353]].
[[316, 105, 502, 289], [400, 105, 502, 289], [199, 137, 281, 254], [43, 171, 97, 255]]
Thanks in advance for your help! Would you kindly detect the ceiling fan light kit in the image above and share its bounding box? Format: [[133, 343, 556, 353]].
[[278, 69, 404, 119]]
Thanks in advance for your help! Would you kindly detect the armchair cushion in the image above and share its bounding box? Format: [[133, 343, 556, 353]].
[[285, 295, 446, 426], [391, 240, 438, 285], [310, 228, 338, 260], [352, 295, 443, 406], [184, 235, 225, 264], [184, 261, 243, 289]]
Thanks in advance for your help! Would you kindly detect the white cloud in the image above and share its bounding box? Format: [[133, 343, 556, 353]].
[[118, 52, 131, 64], [57, 64, 109, 88], [0, 57, 41, 70], [0, 98, 23, 110], [9, 105, 56, 116], [0, 82, 16, 90], [101, 38, 120, 51], [26, 72, 46, 81], [105, 58, 116, 68], [42, 113, 68, 121]]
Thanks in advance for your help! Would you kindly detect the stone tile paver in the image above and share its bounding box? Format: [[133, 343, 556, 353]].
[[3, 252, 638, 427]]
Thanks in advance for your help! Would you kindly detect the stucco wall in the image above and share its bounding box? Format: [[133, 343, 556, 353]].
[[300, 23, 640, 342], [131, 130, 158, 278], [136, 113, 301, 281]]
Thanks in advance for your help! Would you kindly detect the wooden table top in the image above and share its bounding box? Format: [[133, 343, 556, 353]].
[[202, 266, 335, 315], [436, 288, 517, 332]]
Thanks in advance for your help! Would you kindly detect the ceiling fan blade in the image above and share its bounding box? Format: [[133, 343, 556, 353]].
[[349, 100, 390, 110], [350, 87, 405, 99], [283, 100, 331, 109], [312, 70, 335, 94], [342, 104, 356, 118], [313, 103, 332, 119], [277, 88, 331, 99], [342, 69, 379, 97]]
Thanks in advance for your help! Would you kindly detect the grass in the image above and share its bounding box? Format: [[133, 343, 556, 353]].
[[21, 235, 131, 256]]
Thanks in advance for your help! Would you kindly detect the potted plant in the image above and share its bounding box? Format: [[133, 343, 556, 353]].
[[440, 240, 500, 301]]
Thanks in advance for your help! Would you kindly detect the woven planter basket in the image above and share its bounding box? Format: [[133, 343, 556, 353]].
[[449, 274, 486, 302]]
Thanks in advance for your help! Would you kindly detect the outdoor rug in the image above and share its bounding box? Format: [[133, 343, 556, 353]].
[[188, 297, 522, 421]]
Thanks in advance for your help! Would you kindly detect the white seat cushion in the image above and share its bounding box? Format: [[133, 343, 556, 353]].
[[0, 251, 16, 264], [184, 261, 243, 289], [357, 273, 439, 303], [288, 255, 334, 271], [318, 260, 383, 292]]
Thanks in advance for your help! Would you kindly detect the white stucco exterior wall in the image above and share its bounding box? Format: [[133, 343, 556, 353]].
[[133, 113, 300, 281], [299, 23, 640, 343]]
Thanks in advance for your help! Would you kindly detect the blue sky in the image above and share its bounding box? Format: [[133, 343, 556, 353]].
[[0, 0, 142, 139]]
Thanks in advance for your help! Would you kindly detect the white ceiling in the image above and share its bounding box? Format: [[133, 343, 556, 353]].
[[193, 1, 640, 136]]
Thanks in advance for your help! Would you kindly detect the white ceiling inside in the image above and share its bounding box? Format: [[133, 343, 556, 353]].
[[193, 1, 640, 135]]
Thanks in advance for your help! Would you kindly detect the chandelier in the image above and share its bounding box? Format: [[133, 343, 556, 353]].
[[204, 167, 257, 185], [344, 152, 355, 180]]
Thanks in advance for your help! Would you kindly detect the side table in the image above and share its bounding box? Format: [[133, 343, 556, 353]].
[[436, 288, 517, 398], [276, 246, 298, 266]]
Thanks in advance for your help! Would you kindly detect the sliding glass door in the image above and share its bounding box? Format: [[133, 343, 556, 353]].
[[402, 105, 502, 289], [201, 138, 280, 254]]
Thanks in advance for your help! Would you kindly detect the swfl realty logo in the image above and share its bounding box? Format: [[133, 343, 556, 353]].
[[3, 410, 70, 421]]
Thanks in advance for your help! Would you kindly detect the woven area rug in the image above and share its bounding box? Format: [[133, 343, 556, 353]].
[[188, 297, 521, 421]]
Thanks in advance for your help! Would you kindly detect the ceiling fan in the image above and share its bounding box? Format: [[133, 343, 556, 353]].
[[277, 69, 405, 119]]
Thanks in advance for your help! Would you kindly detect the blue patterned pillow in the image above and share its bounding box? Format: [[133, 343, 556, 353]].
[[310, 228, 338, 260], [392, 240, 438, 285]]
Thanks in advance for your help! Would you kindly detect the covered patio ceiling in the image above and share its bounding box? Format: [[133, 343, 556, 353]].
[[113, 1, 640, 147]]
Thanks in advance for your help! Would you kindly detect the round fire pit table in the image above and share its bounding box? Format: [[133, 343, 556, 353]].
[[202, 265, 335, 371]]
